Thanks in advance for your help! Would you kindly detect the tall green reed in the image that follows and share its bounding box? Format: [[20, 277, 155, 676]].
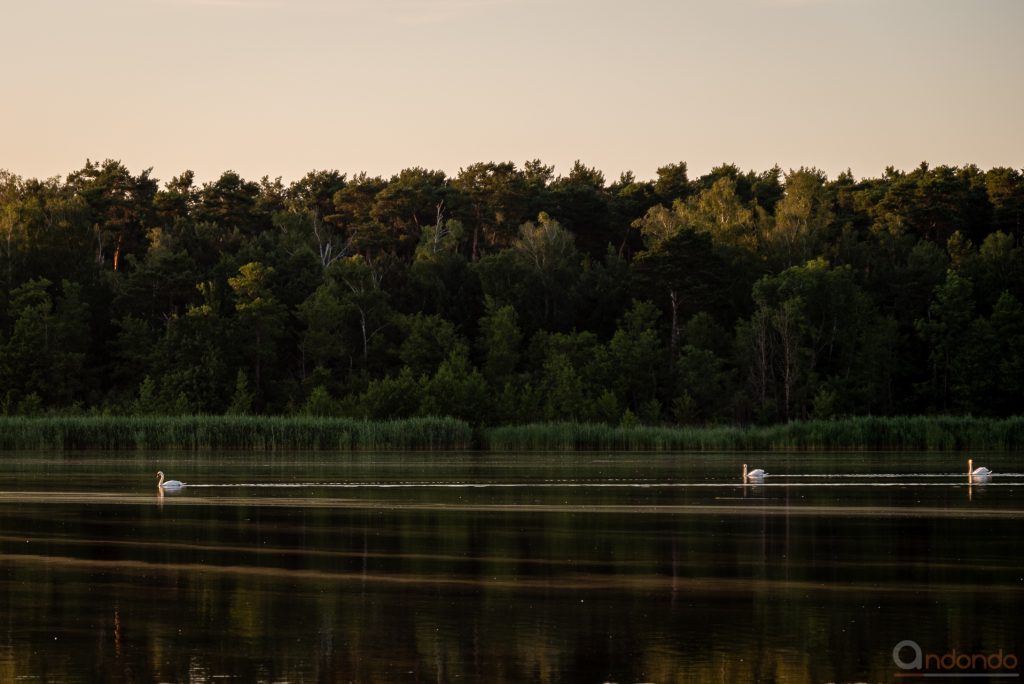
[[482, 416, 1024, 451], [0, 415, 473, 451]]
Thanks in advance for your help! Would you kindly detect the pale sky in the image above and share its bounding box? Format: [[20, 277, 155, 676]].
[[1, 0, 1022, 184]]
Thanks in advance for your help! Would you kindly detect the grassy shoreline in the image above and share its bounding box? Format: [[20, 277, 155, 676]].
[[0, 415, 1022, 451], [484, 416, 1024, 451]]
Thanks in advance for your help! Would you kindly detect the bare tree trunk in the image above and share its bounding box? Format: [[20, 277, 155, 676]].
[[254, 327, 262, 394], [112, 233, 123, 272], [750, 309, 771, 408], [773, 305, 799, 420], [359, 307, 368, 365], [312, 212, 350, 273], [94, 224, 105, 266], [669, 289, 680, 355], [4, 229, 11, 285]]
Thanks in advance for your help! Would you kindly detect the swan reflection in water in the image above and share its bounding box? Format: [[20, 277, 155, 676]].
[[741, 463, 767, 497], [968, 458, 991, 501]]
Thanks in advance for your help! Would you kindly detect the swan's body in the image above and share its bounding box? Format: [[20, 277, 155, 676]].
[[968, 458, 991, 481], [156, 471, 185, 489], [742, 463, 766, 481]]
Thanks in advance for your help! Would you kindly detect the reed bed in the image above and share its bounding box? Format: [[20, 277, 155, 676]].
[[0, 415, 1021, 452], [482, 416, 1024, 451], [0, 415, 473, 451]]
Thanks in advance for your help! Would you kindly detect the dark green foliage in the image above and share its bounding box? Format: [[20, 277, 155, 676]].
[[1, 278, 89, 407], [357, 368, 422, 420], [0, 158, 1022, 425], [398, 313, 465, 377], [546, 161, 612, 258], [654, 162, 690, 206], [226, 370, 254, 415], [740, 258, 899, 421], [477, 297, 522, 384], [419, 350, 490, 425]]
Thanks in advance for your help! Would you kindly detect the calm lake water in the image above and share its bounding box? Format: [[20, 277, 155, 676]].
[[0, 451, 1021, 683]]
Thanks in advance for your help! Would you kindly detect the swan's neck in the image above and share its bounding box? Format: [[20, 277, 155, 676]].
[[157, 472, 164, 487], [968, 459, 973, 478], [742, 464, 748, 480]]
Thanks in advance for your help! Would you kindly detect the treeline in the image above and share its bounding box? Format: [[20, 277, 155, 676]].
[[0, 159, 1022, 424]]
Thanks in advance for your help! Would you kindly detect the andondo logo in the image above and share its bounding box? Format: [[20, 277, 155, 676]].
[[893, 639, 1020, 678]]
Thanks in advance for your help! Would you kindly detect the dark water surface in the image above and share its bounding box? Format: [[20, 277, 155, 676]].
[[0, 451, 1021, 683]]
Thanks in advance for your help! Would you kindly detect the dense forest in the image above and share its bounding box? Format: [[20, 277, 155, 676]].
[[0, 159, 1022, 425]]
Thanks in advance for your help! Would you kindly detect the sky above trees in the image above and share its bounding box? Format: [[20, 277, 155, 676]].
[[2, 0, 1022, 183]]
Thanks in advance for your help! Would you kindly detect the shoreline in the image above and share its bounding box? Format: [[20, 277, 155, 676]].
[[0, 415, 1021, 452]]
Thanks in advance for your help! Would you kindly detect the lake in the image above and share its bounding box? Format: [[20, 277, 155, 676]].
[[0, 451, 1021, 683]]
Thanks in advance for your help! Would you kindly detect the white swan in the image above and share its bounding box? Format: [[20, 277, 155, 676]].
[[742, 463, 766, 481], [157, 471, 186, 489], [968, 458, 991, 481]]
